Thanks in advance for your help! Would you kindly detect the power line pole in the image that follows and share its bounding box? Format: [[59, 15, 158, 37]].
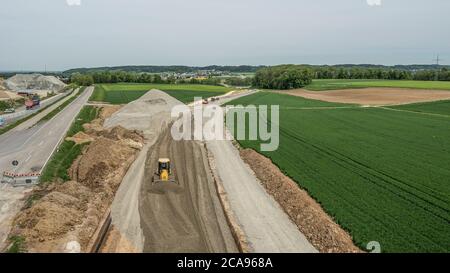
[[433, 54, 441, 66], [432, 54, 443, 81]]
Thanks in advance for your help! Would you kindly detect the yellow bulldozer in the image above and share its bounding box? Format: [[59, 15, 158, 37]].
[[152, 158, 176, 184]]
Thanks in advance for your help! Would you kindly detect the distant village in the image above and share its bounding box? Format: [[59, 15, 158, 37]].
[[159, 69, 233, 81]]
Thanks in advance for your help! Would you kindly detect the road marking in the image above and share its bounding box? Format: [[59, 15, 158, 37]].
[[25, 153, 32, 163], [38, 141, 45, 146]]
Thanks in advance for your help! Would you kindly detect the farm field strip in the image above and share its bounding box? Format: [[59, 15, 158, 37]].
[[389, 100, 450, 116], [90, 83, 231, 104], [305, 79, 450, 91], [226, 92, 450, 253]]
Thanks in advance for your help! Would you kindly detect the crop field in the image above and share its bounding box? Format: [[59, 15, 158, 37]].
[[226, 92, 450, 253], [90, 83, 231, 104], [305, 79, 450, 91], [390, 100, 450, 116]]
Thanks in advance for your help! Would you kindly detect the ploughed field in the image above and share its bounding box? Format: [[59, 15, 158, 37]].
[[90, 83, 231, 104], [226, 92, 450, 253]]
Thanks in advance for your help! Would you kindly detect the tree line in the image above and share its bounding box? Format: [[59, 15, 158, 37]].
[[313, 67, 450, 81], [70, 66, 450, 90], [252, 65, 450, 90], [69, 71, 223, 86]]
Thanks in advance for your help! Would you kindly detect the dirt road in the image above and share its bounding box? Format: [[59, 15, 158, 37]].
[[104, 90, 237, 253], [207, 139, 317, 253], [139, 128, 237, 252]]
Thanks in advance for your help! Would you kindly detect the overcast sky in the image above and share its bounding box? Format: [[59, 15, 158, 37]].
[[1, 0, 449, 71]]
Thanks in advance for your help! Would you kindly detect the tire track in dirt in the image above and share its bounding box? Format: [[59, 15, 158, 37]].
[[139, 128, 237, 253]]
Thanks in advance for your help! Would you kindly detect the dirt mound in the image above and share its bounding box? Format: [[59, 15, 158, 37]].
[[104, 89, 183, 138], [0, 78, 5, 90], [239, 148, 362, 253], [69, 136, 137, 190], [99, 105, 122, 120], [99, 126, 144, 143], [281, 88, 450, 106], [0, 90, 23, 101], [5, 74, 66, 93], [66, 132, 95, 145], [7, 108, 144, 253]]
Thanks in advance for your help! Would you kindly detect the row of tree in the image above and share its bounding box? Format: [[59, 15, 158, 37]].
[[253, 65, 313, 89], [70, 71, 223, 86], [70, 73, 94, 86], [312, 67, 450, 81], [70, 66, 450, 90]]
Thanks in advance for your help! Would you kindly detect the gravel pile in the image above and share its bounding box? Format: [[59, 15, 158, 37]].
[[5, 74, 66, 93], [104, 89, 183, 138]]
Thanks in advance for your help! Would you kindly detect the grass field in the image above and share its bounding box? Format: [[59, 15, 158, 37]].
[[305, 79, 450, 91], [40, 106, 100, 183], [90, 83, 232, 104], [390, 100, 450, 116], [226, 92, 450, 253]]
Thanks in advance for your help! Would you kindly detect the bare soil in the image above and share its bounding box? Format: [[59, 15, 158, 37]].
[[280, 88, 450, 106], [139, 129, 238, 253], [239, 148, 362, 253], [7, 107, 145, 253]]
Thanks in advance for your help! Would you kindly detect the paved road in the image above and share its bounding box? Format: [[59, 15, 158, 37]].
[[0, 92, 68, 124], [0, 87, 92, 175], [0, 86, 93, 250]]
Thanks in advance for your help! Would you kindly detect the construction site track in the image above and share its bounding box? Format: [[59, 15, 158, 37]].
[[137, 128, 237, 253]]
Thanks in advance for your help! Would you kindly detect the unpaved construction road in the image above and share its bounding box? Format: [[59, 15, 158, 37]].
[[139, 128, 237, 252]]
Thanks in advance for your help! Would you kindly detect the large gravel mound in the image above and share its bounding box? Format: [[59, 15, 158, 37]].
[[0, 78, 6, 91], [104, 89, 183, 138], [5, 74, 66, 92]]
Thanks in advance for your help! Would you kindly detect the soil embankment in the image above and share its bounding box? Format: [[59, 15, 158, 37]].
[[6, 106, 144, 253]]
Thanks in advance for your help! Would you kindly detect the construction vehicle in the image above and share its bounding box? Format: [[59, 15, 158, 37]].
[[25, 95, 40, 110], [152, 158, 176, 184]]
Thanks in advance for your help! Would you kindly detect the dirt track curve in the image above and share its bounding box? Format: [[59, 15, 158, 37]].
[[139, 128, 237, 253]]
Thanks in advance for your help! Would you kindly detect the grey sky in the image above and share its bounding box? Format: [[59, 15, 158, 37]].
[[1, 0, 449, 71]]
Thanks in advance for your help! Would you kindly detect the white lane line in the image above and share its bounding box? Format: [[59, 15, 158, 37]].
[[38, 141, 44, 146], [24, 153, 32, 163]]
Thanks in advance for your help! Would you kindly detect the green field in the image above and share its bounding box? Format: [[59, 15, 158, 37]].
[[390, 100, 450, 116], [40, 106, 100, 183], [305, 79, 450, 91], [226, 92, 450, 253], [90, 83, 232, 104]]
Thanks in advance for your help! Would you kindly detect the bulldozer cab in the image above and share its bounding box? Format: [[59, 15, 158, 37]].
[[158, 158, 171, 175], [149, 158, 181, 194]]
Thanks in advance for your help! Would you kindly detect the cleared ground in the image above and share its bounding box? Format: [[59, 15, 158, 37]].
[[226, 92, 450, 253], [280, 88, 450, 106], [104, 90, 237, 253], [90, 83, 231, 104], [140, 129, 237, 252]]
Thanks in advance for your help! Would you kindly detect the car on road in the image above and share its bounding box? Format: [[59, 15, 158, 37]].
[[4, 108, 15, 113]]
